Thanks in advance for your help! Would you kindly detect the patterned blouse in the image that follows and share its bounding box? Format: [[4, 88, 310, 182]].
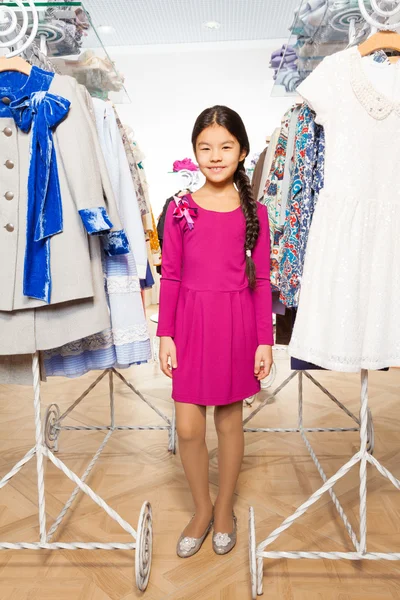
[[259, 106, 296, 289], [279, 104, 325, 307]]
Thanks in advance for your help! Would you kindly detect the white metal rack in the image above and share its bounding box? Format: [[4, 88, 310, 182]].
[[44, 366, 177, 455], [249, 1, 400, 596], [0, 3, 153, 592]]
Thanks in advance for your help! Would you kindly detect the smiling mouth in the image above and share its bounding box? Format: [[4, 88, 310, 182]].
[[208, 167, 226, 172]]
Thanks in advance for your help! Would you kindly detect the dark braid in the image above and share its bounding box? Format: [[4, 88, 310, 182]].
[[192, 105, 261, 289], [234, 162, 259, 289]]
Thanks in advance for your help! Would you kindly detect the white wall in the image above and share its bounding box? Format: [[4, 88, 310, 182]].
[[110, 40, 295, 216]]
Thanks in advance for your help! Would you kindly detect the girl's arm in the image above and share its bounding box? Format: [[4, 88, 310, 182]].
[[156, 201, 183, 338], [252, 204, 274, 346]]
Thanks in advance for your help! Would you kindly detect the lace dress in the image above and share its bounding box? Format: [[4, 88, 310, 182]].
[[289, 46, 400, 371]]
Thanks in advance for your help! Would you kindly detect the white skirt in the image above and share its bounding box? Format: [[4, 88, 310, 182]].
[[289, 190, 400, 372]]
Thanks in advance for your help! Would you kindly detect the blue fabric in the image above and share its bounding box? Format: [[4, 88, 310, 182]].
[[0, 66, 129, 302], [0, 66, 71, 302], [11, 91, 70, 302], [140, 260, 155, 290], [43, 341, 151, 378], [79, 207, 113, 234], [103, 230, 130, 256]]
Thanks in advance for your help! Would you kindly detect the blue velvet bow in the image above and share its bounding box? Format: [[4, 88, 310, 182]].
[[10, 90, 71, 303]]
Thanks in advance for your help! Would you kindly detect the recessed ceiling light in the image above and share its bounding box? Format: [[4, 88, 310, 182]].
[[203, 21, 221, 30], [97, 25, 116, 34]]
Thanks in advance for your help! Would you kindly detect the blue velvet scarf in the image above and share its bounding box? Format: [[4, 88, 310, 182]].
[[0, 67, 70, 303], [11, 91, 70, 302]]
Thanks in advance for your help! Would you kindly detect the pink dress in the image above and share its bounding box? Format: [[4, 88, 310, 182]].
[[156, 193, 273, 406]]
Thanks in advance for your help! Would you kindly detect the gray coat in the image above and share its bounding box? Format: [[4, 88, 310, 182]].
[[0, 70, 123, 311], [0, 70, 124, 355]]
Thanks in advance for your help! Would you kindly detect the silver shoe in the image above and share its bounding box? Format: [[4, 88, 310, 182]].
[[212, 511, 237, 555], [176, 513, 214, 558]]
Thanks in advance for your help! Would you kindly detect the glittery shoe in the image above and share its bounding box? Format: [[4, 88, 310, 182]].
[[176, 513, 214, 558], [212, 511, 237, 555]]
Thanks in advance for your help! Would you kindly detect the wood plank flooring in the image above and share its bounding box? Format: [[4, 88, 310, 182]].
[[0, 309, 400, 599]]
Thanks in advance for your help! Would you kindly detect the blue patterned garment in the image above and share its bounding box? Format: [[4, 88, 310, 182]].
[[259, 107, 295, 289], [279, 104, 323, 308], [299, 124, 325, 272]]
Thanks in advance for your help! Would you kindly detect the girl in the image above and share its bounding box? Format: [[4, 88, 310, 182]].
[[157, 105, 273, 558]]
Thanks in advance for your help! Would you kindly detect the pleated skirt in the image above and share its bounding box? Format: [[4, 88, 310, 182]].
[[172, 285, 261, 406]]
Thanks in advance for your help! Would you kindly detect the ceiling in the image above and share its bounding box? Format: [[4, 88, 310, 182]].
[[82, 0, 299, 47]]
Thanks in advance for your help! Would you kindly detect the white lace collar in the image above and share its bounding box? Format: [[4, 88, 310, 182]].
[[349, 46, 400, 120]]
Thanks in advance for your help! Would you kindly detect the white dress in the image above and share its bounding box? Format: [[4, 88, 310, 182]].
[[289, 47, 400, 372]]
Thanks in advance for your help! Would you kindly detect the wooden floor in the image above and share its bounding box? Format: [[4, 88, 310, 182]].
[[1, 310, 400, 599]]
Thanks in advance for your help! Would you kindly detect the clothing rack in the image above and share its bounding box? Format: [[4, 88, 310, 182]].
[[0, 3, 153, 592], [248, 1, 400, 596], [247, 369, 400, 598], [44, 366, 177, 455]]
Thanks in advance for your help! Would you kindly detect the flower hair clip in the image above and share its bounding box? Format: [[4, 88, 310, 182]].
[[173, 195, 198, 230]]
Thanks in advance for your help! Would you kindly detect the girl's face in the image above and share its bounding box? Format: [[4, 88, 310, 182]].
[[195, 124, 247, 185]]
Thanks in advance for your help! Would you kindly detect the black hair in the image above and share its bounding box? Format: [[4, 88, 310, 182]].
[[191, 105, 259, 289]]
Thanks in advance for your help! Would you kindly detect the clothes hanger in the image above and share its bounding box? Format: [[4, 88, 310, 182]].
[[358, 30, 400, 63], [0, 55, 31, 75]]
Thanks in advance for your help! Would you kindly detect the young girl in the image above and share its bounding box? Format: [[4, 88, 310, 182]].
[[157, 105, 273, 558]]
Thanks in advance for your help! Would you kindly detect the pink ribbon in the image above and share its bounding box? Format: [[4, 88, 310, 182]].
[[173, 196, 198, 230]]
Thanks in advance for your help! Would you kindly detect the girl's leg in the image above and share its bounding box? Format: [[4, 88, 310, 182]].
[[213, 400, 244, 532], [175, 401, 214, 537]]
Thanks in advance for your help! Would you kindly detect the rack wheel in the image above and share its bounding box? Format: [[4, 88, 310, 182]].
[[135, 501, 153, 591], [44, 404, 61, 452], [249, 506, 257, 600], [367, 408, 374, 455]]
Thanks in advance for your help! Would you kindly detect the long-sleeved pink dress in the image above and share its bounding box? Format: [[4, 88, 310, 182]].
[[156, 193, 273, 406]]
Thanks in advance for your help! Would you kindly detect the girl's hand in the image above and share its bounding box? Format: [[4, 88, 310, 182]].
[[159, 336, 177, 379], [254, 345, 273, 381]]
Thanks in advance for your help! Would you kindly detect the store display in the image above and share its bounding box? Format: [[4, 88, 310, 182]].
[[0, 7, 157, 377], [259, 49, 395, 373], [0, 3, 155, 588], [252, 6, 400, 594], [1, 1, 400, 597], [0, 66, 128, 358]]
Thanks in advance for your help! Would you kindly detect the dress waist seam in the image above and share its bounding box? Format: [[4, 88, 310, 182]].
[[180, 284, 250, 293]]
